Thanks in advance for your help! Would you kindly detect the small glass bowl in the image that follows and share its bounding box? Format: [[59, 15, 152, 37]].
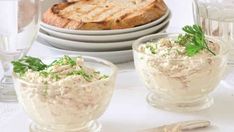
[[133, 33, 228, 112], [13, 56, 117, 132]]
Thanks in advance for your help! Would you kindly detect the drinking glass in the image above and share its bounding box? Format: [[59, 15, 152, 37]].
[[0, 0, 40, 101], [193, 0, 234, 88]]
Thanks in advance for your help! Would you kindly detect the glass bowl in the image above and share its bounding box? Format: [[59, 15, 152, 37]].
[[133, 33, 228, 112], [12, 56, 117, 132]]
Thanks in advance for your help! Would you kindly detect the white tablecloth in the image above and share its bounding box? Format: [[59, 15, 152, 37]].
[[1, 0, 234, 131]]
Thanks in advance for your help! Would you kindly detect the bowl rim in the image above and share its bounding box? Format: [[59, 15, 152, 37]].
[[132, 32, 230, 60], [12, 55, 118, 87]]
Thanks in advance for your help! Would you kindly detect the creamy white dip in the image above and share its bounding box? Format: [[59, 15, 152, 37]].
[[135, 38, 225, 100], [14, 56, 114, 130]]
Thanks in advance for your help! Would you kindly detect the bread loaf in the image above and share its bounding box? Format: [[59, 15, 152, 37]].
[[43, 0, 167, 30]]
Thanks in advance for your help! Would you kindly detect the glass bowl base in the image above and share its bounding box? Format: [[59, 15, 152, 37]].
[[0, 78, 17, 102], [29, 121, 101, 132], [147, 93, 214, 112]]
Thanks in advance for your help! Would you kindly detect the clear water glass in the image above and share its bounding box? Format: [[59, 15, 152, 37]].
[[193, 0, 234, 87], [0, 0, 40, 102]]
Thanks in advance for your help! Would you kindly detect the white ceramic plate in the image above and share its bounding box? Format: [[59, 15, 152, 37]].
[[39, 30, 134, 51], [37, 37, 133, 64], [40, 9, 170, 35], [38, 23, 168, 51], [40, 13, 171, 42]]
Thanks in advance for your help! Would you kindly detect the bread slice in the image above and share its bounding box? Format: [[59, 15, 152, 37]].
[[66, 0, 87, 2], [43, 0, 167, 30]]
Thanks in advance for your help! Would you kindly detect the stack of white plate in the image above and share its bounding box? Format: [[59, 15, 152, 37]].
[[38, 2, 171, 63]]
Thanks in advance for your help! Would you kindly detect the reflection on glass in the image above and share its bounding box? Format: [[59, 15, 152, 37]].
[[193, 0, 234, 87], [0, 0, 40, 101]]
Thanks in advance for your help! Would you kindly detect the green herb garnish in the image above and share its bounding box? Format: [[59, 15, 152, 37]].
[[12, 55, 100, 82], [42, 86, 48, 96], [50, 73, 61, 81], [67, 69, 92, 81], [146, 44, 157, 54], [94, 71, 100, 74], [39, 71, 49, 77], [50, 55, 76, 67], [40, 71, 60, 81], [176, 25, 216, 56], [12, 56, 47, 76], [100, 75, 109, 80]]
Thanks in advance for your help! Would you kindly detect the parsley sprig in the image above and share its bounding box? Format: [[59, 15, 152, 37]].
[[176, 25, 216, 56], [12, 56, 47, 76]]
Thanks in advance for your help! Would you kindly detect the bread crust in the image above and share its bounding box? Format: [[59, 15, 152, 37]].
[[42, 0, 167, 30]]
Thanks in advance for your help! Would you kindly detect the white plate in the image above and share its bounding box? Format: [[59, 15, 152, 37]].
[[39, 30, 134, 51], [40, 9, 170, 35], [38, 23, 168, 51], [40, 13, 171, 42], [37, 37, 133, 64]]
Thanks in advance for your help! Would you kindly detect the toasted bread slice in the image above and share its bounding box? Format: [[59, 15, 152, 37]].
[[43, 0, 167, 30]]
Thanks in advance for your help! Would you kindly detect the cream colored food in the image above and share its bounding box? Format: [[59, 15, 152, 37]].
[[14, 56, 114, 129], [135, 38, 224, 100]]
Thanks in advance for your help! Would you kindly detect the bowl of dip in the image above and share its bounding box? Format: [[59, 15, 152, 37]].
[[133, 29, 229, 112], [12, 55, 117, 132]]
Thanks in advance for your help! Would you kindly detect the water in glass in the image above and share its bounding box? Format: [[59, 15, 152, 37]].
[[0, 0, 39, 101], [193, 0, 234, 88]]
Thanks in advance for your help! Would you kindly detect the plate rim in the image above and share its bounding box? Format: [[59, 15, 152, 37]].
[[37, 37, 133, 54], [37, 37, 134, 64], [38, 31, 135, 51], [39, 13, 171, 42], [38, 23, 168, 51]]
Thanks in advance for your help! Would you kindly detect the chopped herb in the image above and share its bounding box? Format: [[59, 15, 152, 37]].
[[39, 71, 61, 81], [44, 81, 48, 85], [50, 55, 76, 67], [39, 71, 49, 77], [67, 69, 92, 81], [146, 44, 157, 54], [50, 73, 61, 81], [42, 86, 48, 96], [176, 49, 182, 55], [100, 75, 109, 80], [94, 71, 100, 74], [176, 25, 216, 56]]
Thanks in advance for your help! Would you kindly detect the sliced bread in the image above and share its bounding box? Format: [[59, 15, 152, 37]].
[[43, 0, 167, 30]]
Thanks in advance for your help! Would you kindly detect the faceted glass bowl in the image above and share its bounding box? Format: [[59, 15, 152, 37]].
[[13, 56, 117, 132], [133, 33, 228, 112]]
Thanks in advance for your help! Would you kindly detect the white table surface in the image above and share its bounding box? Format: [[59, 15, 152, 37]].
[[1, 0, 234, 131]]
